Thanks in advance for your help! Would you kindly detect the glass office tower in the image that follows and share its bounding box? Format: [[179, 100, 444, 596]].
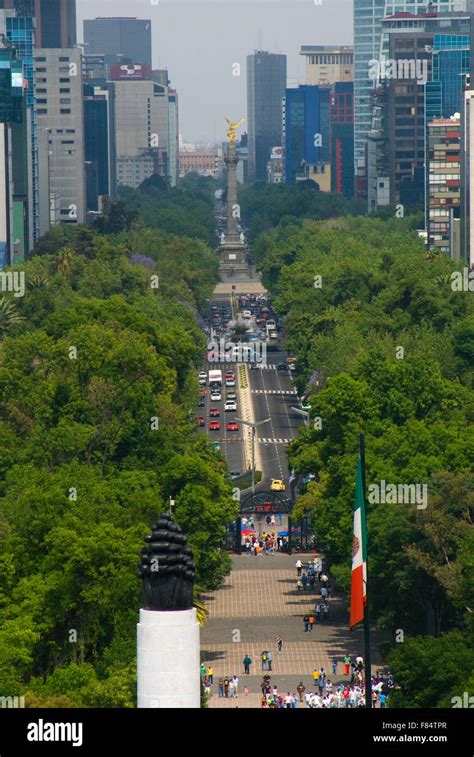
[[354, 0, 466, 191]]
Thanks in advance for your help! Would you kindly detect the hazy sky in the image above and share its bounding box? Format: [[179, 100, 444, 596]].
[[77, 0, 354, 143]]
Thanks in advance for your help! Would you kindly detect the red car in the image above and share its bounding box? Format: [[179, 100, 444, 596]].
[[209, 421, 220, 431], [227, 422, 239, 431], [197, 416, 205, 427], [209, 408, 220, 417]]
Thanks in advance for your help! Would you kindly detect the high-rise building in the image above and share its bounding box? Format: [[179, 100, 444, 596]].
[[109, 65, 173, 188], [300, 46, 353, 86], [353, 0, 386, 194], [330, 82, 355, 197], [0, 7, 31, 267], [425, 33, 470, 122], [35, 48, 85, 225], [6, 10, 39, 249], [365, 8, 470, 211], [247, 51, 287, 181], [83, 83, 115, 211], [461, 86, 474, 265], [284, 85, 331, 187], [354, 0, 466, 196], [84, 17, 152, 66], [426, 115, 461, 256], [367, 85, 390, 211], [34, 0, 76, 49]]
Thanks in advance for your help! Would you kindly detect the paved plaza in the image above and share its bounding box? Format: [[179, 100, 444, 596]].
[[201, 553, 389, 708]]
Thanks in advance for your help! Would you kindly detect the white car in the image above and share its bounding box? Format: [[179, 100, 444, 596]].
[[210, 392, 222, 402], [225, 400, 237, 412]]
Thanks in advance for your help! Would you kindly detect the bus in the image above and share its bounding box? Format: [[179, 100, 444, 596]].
[[208, 369, 223, 387]]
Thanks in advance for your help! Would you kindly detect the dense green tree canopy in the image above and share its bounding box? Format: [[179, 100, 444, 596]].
[[0, 193, 235, 705]]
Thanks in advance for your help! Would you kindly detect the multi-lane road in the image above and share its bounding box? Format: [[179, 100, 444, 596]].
[[197, 291, 303, 488]]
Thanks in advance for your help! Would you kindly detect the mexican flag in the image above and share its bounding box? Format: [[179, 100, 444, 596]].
[[350, 456, 367, 630]]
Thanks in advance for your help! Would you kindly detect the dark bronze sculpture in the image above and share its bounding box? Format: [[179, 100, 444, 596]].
[[137, 513, 196, 611]]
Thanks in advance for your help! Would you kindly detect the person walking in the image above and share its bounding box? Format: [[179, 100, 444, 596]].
[[308, 613, 315, 632], [297, 682, 306, 702], [218, 677, 224, 698], [315, 603, 321, 623], [332, 656, 338, 676], [343, 654, 350, 677], [303, 614, 310, 632], [296, 578, 303, 592], [321, 585, 328, 602], [319, 668, 326, 693], [200, 663, 206, 678], [207, 665, 213, 685], [261, 651, 268, 671], [296, 559, 302, 577], [301, 572, 308, 592], [276, 635, 283, 653], [224, 676, 230, 698], [243, 655, 252, 675], [233, 674, 239, 698], [312, 669, 320, 687], [267, 651, 273, 672], [244, 686, 249, 697], [309, 572, 316, 592]]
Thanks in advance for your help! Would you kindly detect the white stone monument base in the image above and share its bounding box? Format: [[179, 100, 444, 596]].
[[137, 608, 200, 708]]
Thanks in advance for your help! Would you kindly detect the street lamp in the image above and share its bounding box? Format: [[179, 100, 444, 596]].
[[234, 417, 271, 494], [291, 407, 310, 428]]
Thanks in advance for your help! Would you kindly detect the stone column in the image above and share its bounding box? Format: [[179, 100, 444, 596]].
[[137, 608, 200, 708], [136, 513, 200, 708], [224, 141, 240, 243]]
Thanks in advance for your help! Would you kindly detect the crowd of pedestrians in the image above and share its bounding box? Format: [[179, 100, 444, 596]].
[[202, 553, 394, 708], [243, 530, 289, 556]]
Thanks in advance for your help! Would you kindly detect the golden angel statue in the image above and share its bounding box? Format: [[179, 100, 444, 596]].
[[225, 117, 244, 143]]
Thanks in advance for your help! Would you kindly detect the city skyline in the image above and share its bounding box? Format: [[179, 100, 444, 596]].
[[76, 0, 354, 143]]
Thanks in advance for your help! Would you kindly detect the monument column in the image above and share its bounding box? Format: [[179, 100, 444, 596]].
[[137, 513, 200, 708], [225, 141, 240, 243], [218, 117, 248, 273]]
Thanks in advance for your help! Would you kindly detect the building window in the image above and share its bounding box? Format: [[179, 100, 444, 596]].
[[60, 108, 71, 114]]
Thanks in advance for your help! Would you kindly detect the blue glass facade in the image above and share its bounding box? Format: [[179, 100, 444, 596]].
[[284, 86, 330, 185], [7, 15, 38, 244], [425, 34, 469, 121], [354, 0, 465, 179]]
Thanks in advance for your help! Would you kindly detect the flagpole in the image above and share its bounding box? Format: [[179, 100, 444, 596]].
[[359, 433, 372, 709]]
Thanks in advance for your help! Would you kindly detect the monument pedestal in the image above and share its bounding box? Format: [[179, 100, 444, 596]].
[[219, 240, 248, 272], [137, 608, 200, 708]]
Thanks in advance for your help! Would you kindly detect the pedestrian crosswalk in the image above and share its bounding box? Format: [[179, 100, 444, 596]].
[[251, 389, 297, 395], [258, 438, 293, 445]]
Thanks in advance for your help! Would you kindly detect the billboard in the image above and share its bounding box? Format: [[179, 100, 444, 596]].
[[109, 64, 151, 81]]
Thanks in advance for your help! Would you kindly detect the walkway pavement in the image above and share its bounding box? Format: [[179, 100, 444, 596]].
[[201, 553, 389, 708]]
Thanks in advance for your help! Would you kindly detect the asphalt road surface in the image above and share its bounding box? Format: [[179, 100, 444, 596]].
[[198, 293, 303, 488]]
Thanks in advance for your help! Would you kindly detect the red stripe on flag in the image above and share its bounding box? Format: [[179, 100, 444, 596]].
[[350, 563, 365, 630]]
